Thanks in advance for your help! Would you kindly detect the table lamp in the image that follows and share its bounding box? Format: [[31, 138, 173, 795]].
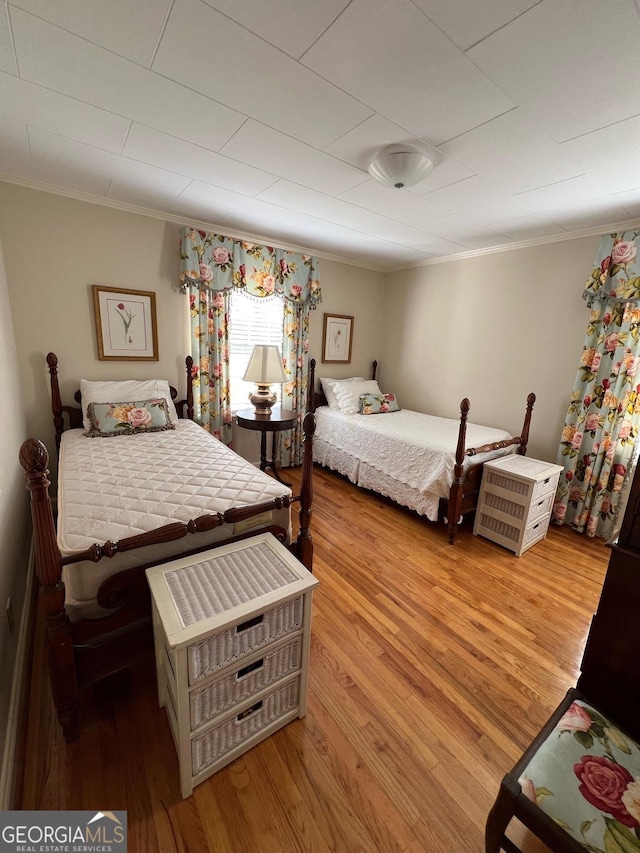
[[243, 345, 287, 415]]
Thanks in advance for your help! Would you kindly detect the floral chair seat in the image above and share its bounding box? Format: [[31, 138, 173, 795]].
[[517, 698, 640, 852]]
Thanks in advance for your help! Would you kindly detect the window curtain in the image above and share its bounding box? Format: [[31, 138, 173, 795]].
[[179, 227, 321, 457], [553, 230, 640, 539]]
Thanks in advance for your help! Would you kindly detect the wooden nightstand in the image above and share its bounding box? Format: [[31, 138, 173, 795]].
[[236, 406, 299, 486]]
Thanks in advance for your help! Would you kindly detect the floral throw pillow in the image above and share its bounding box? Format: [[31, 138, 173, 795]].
[[85, 399, 175, 437], [518, 699, 640, 851], [359, 392, 401, 415]]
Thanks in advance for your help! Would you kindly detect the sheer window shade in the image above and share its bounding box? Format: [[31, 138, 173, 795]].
[[229, 291, 285, 410]]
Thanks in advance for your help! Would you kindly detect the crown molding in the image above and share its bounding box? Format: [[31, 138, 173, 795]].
[[2, 172, 638, 275]]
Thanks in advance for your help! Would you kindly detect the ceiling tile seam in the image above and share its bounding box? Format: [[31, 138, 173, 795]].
[[434, 106, 519, 147], [148, 0, 177, 70], [118, 121, 134, 158], [296, 0, 355, 62], [4, 1, 18, 74], [461, 0, 547, 52], [558, 109, 640, 145]]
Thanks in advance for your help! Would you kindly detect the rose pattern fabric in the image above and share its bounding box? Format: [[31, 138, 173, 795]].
[[554, 231, 640, 540], [85, 399, 174, 437], [518, 700, 640, 852], [180, 228, 321, 447], [359, 392, 401, 415]]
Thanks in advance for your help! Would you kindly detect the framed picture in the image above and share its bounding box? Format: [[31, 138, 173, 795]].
[[92, 285, 159, 361], [322, 313, 353, 364]]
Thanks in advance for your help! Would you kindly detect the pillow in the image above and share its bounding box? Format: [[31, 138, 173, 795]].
[[335, 379, 382, 414], [359, 392, 401, 415], [320, 376, 364, 410], [85, 399, 175, 437], [80, 378, 179, 430]]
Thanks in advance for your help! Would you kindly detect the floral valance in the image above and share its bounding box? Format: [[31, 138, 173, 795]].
[[179, 227, 322, 309], [583, 231, 640, 308]]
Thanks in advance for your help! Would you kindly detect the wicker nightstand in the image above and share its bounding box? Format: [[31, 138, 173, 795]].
[[473, 455, 562, 556], [146, 533, 318, 798]]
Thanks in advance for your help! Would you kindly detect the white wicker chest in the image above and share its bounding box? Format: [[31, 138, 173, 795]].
[[473, 455, 563, 556], [146, 533, 318, 798]]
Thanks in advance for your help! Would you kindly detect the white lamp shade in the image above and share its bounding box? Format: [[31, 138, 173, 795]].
[[243, 345, 287, 384], [368, 151, 433, 188]]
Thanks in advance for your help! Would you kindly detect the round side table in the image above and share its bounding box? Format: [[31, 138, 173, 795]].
[[235, 407, 299, 486]]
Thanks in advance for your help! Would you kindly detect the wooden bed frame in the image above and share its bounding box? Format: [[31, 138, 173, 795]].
[[20, 352, 315, 742], [308, 358, 535, 545]]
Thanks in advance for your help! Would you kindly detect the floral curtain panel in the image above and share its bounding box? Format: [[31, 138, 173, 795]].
[[180, 227, 321, 452], [553, 231, 640, 539]]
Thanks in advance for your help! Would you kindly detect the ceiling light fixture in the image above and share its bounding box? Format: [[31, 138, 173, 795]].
[[368, 147, 434, 189]]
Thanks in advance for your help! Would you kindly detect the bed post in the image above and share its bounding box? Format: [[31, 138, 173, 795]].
[[371, 360, 378, 381], [448, 398, 470, 545], [185, 355, 194, 420], [517, 392, 536, 456], [47, 352, 65, 454], [295, 411, 315, 572], [20, 438, 80, 742], [307, 358, 316, 413]]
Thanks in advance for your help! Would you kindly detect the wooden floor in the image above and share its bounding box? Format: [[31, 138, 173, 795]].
[[20, 465, 610, 853]]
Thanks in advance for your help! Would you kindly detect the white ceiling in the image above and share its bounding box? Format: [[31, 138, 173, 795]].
[[2, 0, 640, 271]]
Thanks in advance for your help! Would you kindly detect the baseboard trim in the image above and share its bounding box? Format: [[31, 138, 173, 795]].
[[0, 540, 36, 809]]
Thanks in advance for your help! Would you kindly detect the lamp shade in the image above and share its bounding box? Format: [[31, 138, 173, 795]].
[[368, 150, 433, 189], [243, 345, 287, 384]]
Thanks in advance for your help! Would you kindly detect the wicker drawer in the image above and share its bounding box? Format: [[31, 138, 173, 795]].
[[484, 468, 558, 502], [191, 677, 300, 776], [481, 489, 554, 524], [188, 595, 303, 685], [189, 636, 302, 730], [477, 511, 550, 552]]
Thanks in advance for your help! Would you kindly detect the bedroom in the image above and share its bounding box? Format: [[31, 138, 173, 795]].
[[2, 0, 640, 850]]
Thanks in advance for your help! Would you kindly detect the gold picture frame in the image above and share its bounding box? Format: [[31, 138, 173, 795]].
[[92, 285, 159, 361], [322, 313, 353, 364]]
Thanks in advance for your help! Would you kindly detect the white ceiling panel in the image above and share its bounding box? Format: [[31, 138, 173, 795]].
[[201, 0, 350, 59], [220, 120, 367, 196], [412, 0, 540, 50], [10, 0, 173, 66], [562, 115, 640, 195], [425, 176, 533, 223], [515, 176, 633, 230], [439, 108, 584, 194], [153, 0, 371, 149], [301, 0, 514, 146], [468, 0, 640, 143], [181, 181, 300, 229], [0, 72, 129, 153], [123, 125, 277, 197], [489, 213, 567, 242], [10, 7, 245, 152], [324, 114, 426, 168], [339, 180, 448, 229], [362, 213, 445, 247], [611, 189, 640, 220], [24, 128, 113, 196], [418, 214, 511, 250], [0, 2, 17, 74], [257, 180, 375, 230]]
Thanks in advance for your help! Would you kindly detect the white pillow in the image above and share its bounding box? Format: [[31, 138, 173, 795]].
[[320, 377, 364, 410], [335, 379, 382, 414], [80, 378, 180, 430]]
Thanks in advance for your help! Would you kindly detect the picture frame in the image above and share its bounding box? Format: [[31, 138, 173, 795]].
[[92, 285, 159, 361], [322, 313, 353, 364]]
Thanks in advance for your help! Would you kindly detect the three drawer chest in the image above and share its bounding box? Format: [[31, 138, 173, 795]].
[[473, 454, 562, 556], [146, 533, 318, 798]]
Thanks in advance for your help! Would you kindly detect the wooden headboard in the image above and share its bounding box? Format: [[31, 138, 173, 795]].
[[309, 358, 378, 412]]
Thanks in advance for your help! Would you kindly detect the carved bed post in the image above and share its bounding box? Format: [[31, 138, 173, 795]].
[[185, 355, 194, 421], [371, 360, 378, 381], [19, 438, 79, 742], [47, 352, 65, 454], [307, 358, 316, 413], [448, 398, 470, 545], [517, 392, 536, 456], [296, 411, 315, 572]]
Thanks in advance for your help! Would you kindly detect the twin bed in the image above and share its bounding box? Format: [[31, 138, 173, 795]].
[[309, 360, 536, 543]]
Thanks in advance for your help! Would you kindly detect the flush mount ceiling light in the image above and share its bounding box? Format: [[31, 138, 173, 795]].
[[368, 148, 434, 189]]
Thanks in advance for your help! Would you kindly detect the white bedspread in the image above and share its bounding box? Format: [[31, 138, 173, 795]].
[[58, 420, 292, 609], [313, 406, 514, 520]]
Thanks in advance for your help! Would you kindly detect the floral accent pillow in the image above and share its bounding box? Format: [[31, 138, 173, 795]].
[[359, 393, 401, 415], [85, 399, 175, 437], [518, 699, 640, 851]]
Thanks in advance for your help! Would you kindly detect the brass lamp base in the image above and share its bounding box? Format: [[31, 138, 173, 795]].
[[248, 384, 277, 415]]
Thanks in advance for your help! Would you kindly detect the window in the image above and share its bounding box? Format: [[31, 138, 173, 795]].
[[229, 290, 284, 410]]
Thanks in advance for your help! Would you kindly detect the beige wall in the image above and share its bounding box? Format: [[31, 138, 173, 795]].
[[0, 233, 30, 799], [382, 237, 603, 463]]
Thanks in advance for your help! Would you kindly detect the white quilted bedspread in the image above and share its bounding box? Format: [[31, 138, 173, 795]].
[[313, 406, 514, 519], [58, 420, 291, 554]]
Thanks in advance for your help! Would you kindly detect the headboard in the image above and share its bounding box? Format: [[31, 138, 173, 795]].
[[309, 359, 378, 412]]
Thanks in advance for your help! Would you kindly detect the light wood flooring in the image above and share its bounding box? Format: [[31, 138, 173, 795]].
[[20, 465, 610, 853]]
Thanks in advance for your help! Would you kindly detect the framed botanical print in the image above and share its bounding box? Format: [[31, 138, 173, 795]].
[[92, 285, 159, 361], [322, 313, 354, 364]]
